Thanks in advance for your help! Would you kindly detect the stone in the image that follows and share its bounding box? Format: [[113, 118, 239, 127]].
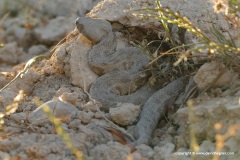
[[89, 0, 238, 45], [67, 33, 98, 91], [28, 99, 79, 125], [0, 89, 18, 108], [0, 42, 25, 64], [28, 45, 48, 56], [109, 103, 141, 125], [135, 144, 154, 159], [153, 143, 175, 160], [194, 60, 238, 90], [34, 17, 75, 45], [59, 92, 78, 105], [88, 0, 160, 29], [0, 0, 95, 18], [175, 96, 240, 144], [89, 142, 130, 160]]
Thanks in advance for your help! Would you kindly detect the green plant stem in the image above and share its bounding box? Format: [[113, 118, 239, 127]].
[[34, 98, 85, 160]]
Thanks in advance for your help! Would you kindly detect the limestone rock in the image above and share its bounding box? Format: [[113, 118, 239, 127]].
[[28, 45, 48, 56], [0, 74, 7, 89], [89, 142, 131, 160], [153, 143, 175, 160], [0, 152, 10, 160], [194, 60, 238, 90], [88, 0, 160, 29], [67, 33, 98, 91], [175, 96, 240, 144], [0, 0, 95, 18], [59, 92, 78, 105], [194, 140, 215, 160], [39, 0, 94, 17], [1, 18, 27, 44], [11, 68, 41, 94], [0, 89, 18, 108], [0, 133, 85, 159], [28, 100, 79, 125], [0, 42, 25, 64], [109, 103, 140, 125], [34, 17, 74, 45], [135, 144, 154, 159], [89, 0, 238, 44]]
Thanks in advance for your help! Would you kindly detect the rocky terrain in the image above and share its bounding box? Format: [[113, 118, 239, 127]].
[[0, 0, 239, 160]]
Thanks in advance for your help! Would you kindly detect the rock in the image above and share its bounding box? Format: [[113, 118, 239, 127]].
[[82, 101, 100, 112], [153, 132, 174, 147], [0, 0, 94, 18], [89, 0, 238, 44], [166, 148, 191, 160], [28, 99, 79, 125], [153, 143, 175, 160], [0, 133, 82, 159], [0, 74, 7, 89], [67, 32, 98, 91], [39, 0, 94, 17], [28, 45, 48, 56], [0, 15, 39, 50], [55, 87, 71, 97], [76, 123, 114, 146], [11, 68, 41, 94], [68, 119, 81, 129], [4, 126, 22, 134], [0, 89, 18, 108], [59, 92, 78, 105], [46, 44, 67, 75], [53, 45, 67, 62], [0, 42, 25, 64], [89, 142, 131, 160], [17, 45, 49, 62], [195, 140, 215, 160], [194, 60, 238, 90], [72, 87, 88, 102], [0, 138, 20, 152], [135, 144, 154, 159], [1, 18, 27, 43], [0, 151, 10, 160], [31, 73, 71, 102], [109, 103, 141, 125], [224, 137, 239, 152], [77, 111, 93, 124], [34, 17, 74, 45], [88, 0, 160, 29], [175, 96, 240, 144], [94, 111, 105, 119]]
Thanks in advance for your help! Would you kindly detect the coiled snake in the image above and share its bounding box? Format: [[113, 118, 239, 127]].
[[76, 17, 196, 145], [76, 17, 156, 110]]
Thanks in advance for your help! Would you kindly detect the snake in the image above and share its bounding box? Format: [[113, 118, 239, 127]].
[[76, 17, 156, 110], [75, 17, 197, 145]]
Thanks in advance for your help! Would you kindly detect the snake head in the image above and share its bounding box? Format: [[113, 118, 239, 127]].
[[76, 17, 113, 44]]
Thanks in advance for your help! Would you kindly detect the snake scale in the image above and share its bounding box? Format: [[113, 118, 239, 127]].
[[76, 17, 196, 145]]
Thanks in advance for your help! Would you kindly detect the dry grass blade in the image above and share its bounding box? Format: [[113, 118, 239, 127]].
[[130, 2, 240, 68], [33, 97, 85, 160]]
